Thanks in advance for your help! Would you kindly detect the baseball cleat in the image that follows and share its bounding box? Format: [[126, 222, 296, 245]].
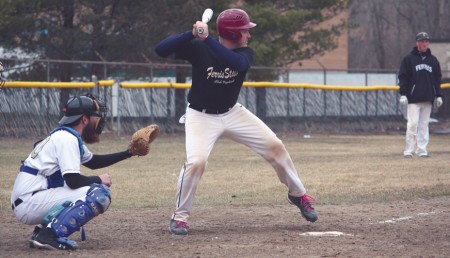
[[29, 227, 78, 250], [29, 225, 43, 248], [288, 194, 318, 222], [169, 219, 189, 235]]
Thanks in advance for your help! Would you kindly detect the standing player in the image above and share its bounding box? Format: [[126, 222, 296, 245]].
[[398, 32, 443, 158], [11, 94, 136, 250], [155, 8, 318, 235]]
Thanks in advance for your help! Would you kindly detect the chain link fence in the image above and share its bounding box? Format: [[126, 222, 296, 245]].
[[1, 58, 448, 138]]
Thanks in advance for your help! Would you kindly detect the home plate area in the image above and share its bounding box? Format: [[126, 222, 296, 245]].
[[299, 231, 354, 237]]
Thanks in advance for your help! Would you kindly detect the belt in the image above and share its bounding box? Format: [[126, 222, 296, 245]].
[[189, 104, 232, 114], [11, 198, 23, 211], [11, 191, 40, 211], [20, 165, 39, 175]]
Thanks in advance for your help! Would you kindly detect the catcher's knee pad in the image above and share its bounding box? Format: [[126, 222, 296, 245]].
[[50, 184, 111, 237], [86, 183, 111, 214]]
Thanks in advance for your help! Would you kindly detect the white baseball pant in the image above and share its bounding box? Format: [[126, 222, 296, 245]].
[[13, 184, 90, 225], [173, 103, 306, 222], [404, 102, 432, 156]]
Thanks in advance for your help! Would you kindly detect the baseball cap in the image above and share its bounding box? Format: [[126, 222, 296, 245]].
[[416, 32, 430, 41]]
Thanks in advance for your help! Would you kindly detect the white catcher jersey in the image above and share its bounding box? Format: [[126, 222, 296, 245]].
[[11, 130, 93, 202]]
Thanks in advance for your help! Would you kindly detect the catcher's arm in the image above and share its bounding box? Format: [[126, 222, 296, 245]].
[[128, 124, 160, 156], [84, 150, 133, 169]]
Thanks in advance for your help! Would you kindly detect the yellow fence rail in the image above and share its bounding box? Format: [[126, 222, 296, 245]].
[[3, 81, 450, 90], [3, 80, 115, 88]]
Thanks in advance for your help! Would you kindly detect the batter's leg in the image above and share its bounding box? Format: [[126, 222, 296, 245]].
[[172, 108, 224, 223], [223, 104, 306, 196], [223, 105, 317, 222]]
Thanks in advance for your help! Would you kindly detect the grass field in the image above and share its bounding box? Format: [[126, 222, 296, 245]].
[[1, 133, 449, 210], [1, 133, 449, 257]]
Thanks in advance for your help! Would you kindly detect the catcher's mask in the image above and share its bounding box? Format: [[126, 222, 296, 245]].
[[59, 94, 108, 134]]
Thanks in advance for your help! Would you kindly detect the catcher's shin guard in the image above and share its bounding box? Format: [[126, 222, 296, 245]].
[[49, 184, 111, 238]]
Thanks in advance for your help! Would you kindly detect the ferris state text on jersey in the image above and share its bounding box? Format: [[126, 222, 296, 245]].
[[207, 66, 239, 85], [415, 64, 432, 72]]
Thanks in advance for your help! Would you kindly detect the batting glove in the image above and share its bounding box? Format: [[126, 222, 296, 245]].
[[193, 21, 209, 40], [399, 95, 408, 105], [435, 97, 443, 108]]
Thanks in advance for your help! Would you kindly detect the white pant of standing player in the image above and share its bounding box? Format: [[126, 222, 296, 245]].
[[404, 102, 432, 156], [172, 103, 307, 222], [12, 185, 90, 225]]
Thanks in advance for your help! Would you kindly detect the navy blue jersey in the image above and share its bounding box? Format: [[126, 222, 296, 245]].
[[398, 47, 442, 103], [155, 31, 255, 109]]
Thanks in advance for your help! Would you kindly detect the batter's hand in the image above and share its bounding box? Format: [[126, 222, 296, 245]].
[[99, 174, 112, 187], [193, 21, 209, 40]]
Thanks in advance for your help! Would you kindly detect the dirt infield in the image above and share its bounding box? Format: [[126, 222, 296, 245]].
[[1, 196, 449, 257]]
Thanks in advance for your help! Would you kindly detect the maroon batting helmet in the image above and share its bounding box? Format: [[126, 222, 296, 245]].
[[216, 9, 256, 40]]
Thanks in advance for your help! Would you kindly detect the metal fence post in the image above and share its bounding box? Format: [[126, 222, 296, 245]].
[[117, 80, 121, 137]]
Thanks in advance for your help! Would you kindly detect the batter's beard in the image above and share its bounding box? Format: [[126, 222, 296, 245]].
[[81, 120, 100, 144]]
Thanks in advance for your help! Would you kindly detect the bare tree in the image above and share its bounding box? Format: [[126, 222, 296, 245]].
[[348, 0, 450, 71]]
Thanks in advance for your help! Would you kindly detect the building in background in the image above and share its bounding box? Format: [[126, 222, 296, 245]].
[[290, 10, 348, 70]]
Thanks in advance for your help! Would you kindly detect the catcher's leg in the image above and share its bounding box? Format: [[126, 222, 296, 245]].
[[49, 183, 111, 236], [32, 184, 111, 249]]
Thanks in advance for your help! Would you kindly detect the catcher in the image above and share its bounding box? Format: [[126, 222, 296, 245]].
[[10, 93, 159, 250]]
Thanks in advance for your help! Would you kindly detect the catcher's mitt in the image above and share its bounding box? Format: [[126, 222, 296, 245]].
[[128, 124, 160, 156]]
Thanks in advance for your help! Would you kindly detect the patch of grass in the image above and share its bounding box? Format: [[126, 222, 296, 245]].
[[1, 133, 449, 210]]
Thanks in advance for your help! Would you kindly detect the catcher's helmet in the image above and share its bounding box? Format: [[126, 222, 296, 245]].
[[216, 9, 256, 40], [59, 94, 107, 134]]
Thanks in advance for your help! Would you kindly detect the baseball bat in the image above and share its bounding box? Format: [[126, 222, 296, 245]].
[[198, 8, 213, 35]]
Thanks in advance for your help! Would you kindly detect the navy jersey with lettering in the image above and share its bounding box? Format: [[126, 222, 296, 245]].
[[155, 31, 255, 110], [398, 46, 442, 103]]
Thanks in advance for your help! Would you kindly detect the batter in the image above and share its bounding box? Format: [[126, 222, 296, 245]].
[[155, 8, 318, 235]]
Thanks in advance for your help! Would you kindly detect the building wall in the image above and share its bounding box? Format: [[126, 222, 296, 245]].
[[289, 11, 348, 70]]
